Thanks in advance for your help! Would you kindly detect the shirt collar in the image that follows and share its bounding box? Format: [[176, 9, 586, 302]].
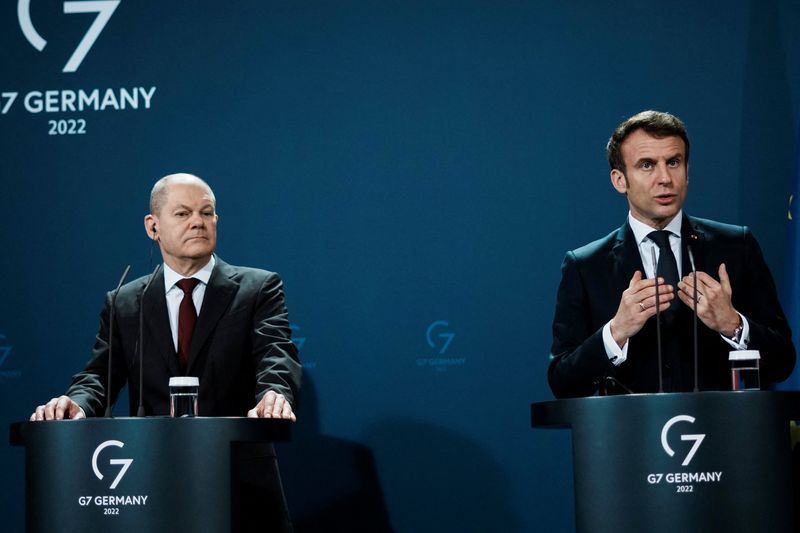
[[163, 255, 216, 291], [628, 210, 683, 246]]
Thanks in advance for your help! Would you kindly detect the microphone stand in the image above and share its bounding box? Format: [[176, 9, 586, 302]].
[[687, 246, 699, 392], [105, 265, 131, 418], [651, 247, 664, 393], [136, 264, 161, 416]]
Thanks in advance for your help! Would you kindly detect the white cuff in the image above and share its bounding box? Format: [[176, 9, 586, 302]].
[[720, 313, 749, 350], [603, 321, 629, 366]]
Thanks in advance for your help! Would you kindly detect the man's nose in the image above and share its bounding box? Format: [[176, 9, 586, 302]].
[[655, 163, 672, 185], [188, 212, 205, 227]]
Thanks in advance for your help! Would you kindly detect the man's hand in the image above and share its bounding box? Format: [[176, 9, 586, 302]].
[[677, 263, 741, 336], [30, 396, 85, 421], [609, 271, 675, 347], [247, 390, 296, 421]]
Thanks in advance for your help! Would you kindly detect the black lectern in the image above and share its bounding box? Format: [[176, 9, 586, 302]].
[[531, 391, 800, 533], [9, 417, 290, 533]]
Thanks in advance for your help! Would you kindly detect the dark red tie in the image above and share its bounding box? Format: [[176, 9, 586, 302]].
[[176, 278, 201, 372]]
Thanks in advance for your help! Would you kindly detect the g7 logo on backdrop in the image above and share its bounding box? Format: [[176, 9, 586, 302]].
[[18, 0, 120, 73], [660, 415, 706, 466], [0, 335, 12, 368], [290, 324, 306, 350], [426, 320, 455, 355], [92, 440, 133, 490]]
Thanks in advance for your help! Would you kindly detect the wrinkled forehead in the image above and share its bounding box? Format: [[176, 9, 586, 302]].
[[152, 178, 217, 215], [621, 131, 686, 160], [163, 182, 215, 205]]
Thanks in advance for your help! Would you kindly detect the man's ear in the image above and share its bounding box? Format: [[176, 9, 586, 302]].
[[144, 214, 158, 240], [610, 169, 627, 194]]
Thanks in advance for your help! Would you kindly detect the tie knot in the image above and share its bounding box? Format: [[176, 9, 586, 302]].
[[176, 278, 200, 295], [648, 230, 672, 249]]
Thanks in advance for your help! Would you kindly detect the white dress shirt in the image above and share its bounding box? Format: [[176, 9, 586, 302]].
[[163, 256, 215, 352], [602, 211, 748, 365]]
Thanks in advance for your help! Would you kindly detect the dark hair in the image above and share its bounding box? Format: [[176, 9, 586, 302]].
[[606, 110, 690, 172]]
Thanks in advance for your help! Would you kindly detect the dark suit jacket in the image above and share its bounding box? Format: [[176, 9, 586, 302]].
[[67, 256, 302, 417], [548, 215, 795, 398]]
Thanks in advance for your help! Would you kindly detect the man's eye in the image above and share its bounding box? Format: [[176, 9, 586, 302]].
[[668, 159, 680, 167], [176, 211, 188, 217], [641, 162, 653, 169]]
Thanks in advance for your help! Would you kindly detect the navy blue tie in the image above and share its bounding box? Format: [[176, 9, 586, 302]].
[[648, 231, 679, 310]]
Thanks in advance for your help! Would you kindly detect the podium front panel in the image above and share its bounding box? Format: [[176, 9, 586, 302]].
[[531, 391, 800, 533], [9, 417, 290, 533]]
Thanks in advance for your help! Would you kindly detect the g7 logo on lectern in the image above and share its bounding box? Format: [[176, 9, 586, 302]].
[[18, 0, 120, 72], [660, 415, 706, 466], [91, 440, 133, 490]]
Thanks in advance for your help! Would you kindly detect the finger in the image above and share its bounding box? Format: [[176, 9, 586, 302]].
[[677, 287, 707, 311], [30, 406, 44, 422], [690, 271, 720, 289], [55, 397, 70, 420], [280, 400, 294, 420], [43, 398, 59, 421], [247, 407, 258, 418], [636, 282, 674, 300], [71, 406, 86, 420], [629, 277, 665, 297], [260, 391, 277, 418], [640, 288, 675, 310], [628, 270, 643, 287], [654, 299, 674, 313], [677, 289, 695, 310], [718, 263, 732, 293], [271, 395, 286, 418], [678, 273, 713, 298], [258, 391, 278, 418]]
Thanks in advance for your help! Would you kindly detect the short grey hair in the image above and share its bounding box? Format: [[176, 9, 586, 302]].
[[150, 173, 216, 215]]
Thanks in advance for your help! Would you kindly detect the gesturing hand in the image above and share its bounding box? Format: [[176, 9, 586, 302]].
[[609, 271, 675, 347], [677, 263, 741, 336]]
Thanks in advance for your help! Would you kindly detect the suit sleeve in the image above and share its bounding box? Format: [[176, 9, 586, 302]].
[[548, 251, 617, 398], [738, 228, 796, 384], [65, 292, 129, 417], [252, 273, 302, 408]]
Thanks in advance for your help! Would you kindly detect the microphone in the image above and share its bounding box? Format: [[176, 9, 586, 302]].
[[687, 246, 699, 392], [651, 247, 664, 393], [595, 375, 634, 395], [105, 265, 132, 418], [136, 264, 161, 417]]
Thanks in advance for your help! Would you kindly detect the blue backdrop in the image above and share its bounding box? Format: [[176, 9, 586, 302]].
[[2, 1, 799, 531]]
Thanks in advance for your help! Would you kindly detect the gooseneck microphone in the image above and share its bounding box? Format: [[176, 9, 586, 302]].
[[105, 265, 132, 418], [687, 246, 699, 392], [651, 247, 664, 393], [136, 264, 161, 417]]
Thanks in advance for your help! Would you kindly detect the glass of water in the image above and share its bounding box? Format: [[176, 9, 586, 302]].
[[169, 376, 199, 417], [729, 350, 760, 391]]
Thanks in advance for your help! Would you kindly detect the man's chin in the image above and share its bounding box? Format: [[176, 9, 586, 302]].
[[182, 246, 215, 259]]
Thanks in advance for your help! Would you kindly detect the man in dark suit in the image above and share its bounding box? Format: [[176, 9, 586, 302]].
[[548, 111, 795, 398], [31, 173, 301, 530]]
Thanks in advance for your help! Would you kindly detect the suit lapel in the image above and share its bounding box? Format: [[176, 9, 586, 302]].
[[143, 268, 181, 376], [612, 221, 645, 285], [681, 214, 707, 276], [188, 258, 239, 373]]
